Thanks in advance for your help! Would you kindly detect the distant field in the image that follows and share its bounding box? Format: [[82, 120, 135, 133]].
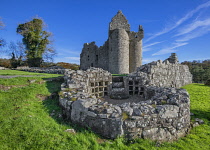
[[0, 70, 209, 150]]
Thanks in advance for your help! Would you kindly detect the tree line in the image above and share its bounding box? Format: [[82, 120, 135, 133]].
[[181, 60, 210, 83], [0, 17, 56, 67]]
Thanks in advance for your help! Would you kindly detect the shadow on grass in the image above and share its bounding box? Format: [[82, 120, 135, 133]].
[[42, 76, 93, 134], [194, 84, 210, 87], [190, 109, 210, 125]]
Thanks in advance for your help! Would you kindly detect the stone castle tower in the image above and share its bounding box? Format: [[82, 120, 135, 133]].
[[80, 10, 144, 74]]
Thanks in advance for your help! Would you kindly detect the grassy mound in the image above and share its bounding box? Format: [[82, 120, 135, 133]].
[[0, 70, 209, 149]]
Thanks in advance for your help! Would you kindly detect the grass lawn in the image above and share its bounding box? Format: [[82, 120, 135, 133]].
[[0, 70, 209, 150]]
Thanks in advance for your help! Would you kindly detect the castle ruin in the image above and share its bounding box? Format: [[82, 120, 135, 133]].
[[58, 11, 194, 141], [80, 11, 144, 74]]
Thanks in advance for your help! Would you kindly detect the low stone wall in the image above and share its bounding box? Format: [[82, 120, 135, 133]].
[[59, 68, 191, 141], [0, 67, 8, 70], [59, 85, 190, 141], [61, 68, 112, 99], [16, 66, 66, 74], [136, 60, 192, 88]]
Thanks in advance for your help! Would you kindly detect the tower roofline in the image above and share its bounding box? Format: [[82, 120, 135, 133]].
[[109, 10, 130, 32]]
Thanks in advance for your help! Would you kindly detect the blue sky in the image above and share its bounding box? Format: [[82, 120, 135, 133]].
[[0, 0, 210, 64]]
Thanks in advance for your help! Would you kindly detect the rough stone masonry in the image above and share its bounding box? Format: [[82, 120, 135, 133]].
[[80, 10, 144, 74], [59, 54, 192, 141]]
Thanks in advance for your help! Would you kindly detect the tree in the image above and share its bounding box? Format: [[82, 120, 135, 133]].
[[8, 41, 26, 67], [17, 18, 55, 67], [182, 60, 210, 83]]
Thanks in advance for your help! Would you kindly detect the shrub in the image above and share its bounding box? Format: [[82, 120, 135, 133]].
[[205, 79, 210, 86]]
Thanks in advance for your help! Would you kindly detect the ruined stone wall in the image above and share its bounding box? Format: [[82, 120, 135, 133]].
[[136, 60, 192, 88], [59, 67, 191, 141], [59, 68, 191, 141], [80, 42, 98, 70], [98, 41, 109, 71], [60, 68, 112, 99]]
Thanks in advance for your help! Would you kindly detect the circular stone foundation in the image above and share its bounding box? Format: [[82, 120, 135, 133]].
[[59, 68, 191, 141], [59, 86, 191, 141]]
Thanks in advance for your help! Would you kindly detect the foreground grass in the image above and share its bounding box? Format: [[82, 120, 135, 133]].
[[0, 71, 209, 149]]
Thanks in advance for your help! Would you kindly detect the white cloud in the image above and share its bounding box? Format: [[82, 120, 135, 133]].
[[142, 48, 151, 52], [152, 49, 177, 56], [152, 42, 188, 56], [57, 48, 80, 56], [175, 18, 210, 37], [143, 41, 163, 48], [176, 26, 210, 42], [171, 42, 188, 49], [145, 1, 210, 42]]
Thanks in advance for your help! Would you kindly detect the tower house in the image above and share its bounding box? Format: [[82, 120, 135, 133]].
[[80, 11, 144, 74]]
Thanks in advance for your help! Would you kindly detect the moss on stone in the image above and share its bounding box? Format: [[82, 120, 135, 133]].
[[122, 112, 129, 120]]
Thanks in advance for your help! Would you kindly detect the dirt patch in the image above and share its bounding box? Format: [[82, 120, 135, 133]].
[[36, 94, 48, 101], [0, 84, 27, 91], [102, 95, 145, 105]]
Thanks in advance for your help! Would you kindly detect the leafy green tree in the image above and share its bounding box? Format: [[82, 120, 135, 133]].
[[17, 18, 54, 67], [182, 60, 210, 83]]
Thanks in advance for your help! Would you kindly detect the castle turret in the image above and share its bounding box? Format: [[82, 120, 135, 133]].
[[129, 25, 144, 72], [109, 29, 129, 74], [108, 11, 130, 74]]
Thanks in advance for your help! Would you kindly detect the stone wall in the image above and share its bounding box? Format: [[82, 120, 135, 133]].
[[59, 67, 191, 141], [61, 68, 112, 99], [136, 58, 192, 88], [98, 41, 109, 71], [80, 42, 99, 70], [16, 66, 66, 74], [0, 67, 7, 70], [109, 55, 192, 99]]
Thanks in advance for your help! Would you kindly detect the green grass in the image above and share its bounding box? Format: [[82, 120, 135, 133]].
[[112, 74, 128, 76], [0, 70, 210, 150]]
